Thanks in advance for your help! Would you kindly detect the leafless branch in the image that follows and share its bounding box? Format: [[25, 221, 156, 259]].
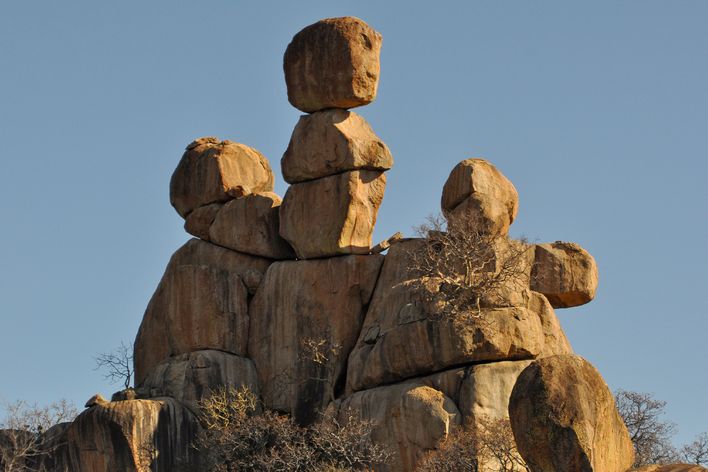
[[681, 432, 708, 466], [1, 399, 77, 472], [94, 341, 134, 389], [409, 213, 532, 323], [615, 389, 680, 466]]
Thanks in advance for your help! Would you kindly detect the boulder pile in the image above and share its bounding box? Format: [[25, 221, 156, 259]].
[[43, 16, 650, 472]]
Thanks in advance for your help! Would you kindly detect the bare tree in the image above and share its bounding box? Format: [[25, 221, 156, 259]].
[[410, 213, 532, 321], [0, 399, 77, 472], [194, 386, 390, 471], [615, 389, 679, 466], [94, 341, 133, 389], [681, 432, 708, 466]]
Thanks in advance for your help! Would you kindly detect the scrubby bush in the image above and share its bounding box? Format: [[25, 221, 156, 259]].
[[194, 386, 390, 471]]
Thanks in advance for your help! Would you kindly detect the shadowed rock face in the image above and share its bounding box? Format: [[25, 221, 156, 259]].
[[138, 350, 260, 414], [133, 239, 271, 385], [284, 17, 382, 113], [65, 399, 198, 472], [509, 355, 635, 472], [134, 265, 248, 386], [248, 255, 384, 425]]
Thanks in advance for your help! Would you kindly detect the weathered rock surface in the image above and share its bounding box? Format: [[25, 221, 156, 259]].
[[279, 170, 386, 259], [135, 264, 248, 390], [284, 17, 382, 113], [531, 241, 599, 308], [632, 466, 708, 472], [441, 158, 519, 236], [331, 383, 460, 472], [209, 192, 295, 259], [138, 350, 260, 413], [282, 109, 393, 183], [509, 354, 634, 472], [184, 202, 222, 240], [170, 137, 274, 218], [38, 422, 73, 472], [458, 360, 533, 425], [168, 237, 272, 278], [248, 255, 383, 424], [65, 398, 198, 472], [346, 240, 566, 393], [134, 239, 271, 385]]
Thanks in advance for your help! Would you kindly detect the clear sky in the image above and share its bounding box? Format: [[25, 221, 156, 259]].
[[1, 1, 706, 445]]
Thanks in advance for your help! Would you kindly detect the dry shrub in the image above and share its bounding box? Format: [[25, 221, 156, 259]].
[[417, 416, 529, 472], [410, 213, 532, 322], [195, 386, 390, 471], [417, 425, 480, 471]]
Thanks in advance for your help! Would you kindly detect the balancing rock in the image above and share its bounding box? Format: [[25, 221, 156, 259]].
[[441, 158, 519, 236], [282, 109, 393, 183], [138, 350, 260, 414], [170, 137, 274, 218], [284, 17, 382, 112], [531, 241, 599, 308]]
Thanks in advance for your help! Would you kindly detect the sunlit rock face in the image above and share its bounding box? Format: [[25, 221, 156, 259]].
[[52, 16, 623, 472]]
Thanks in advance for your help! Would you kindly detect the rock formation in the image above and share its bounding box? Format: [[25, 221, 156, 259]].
[[66, 398, 198, 472], [48, 15, 634, 472], [509, 355, 635, 472]]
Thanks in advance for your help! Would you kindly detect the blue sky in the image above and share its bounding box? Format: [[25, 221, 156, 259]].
[[1, 1, 706, 445]]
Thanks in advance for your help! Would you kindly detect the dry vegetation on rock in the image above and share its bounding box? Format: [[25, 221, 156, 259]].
[[194, 386, 390, 472], [410, 213, 532, 321]]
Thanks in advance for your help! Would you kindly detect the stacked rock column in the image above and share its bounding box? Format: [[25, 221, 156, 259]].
[[279, 16, 392, 259], [247, 17, 392, 425]]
